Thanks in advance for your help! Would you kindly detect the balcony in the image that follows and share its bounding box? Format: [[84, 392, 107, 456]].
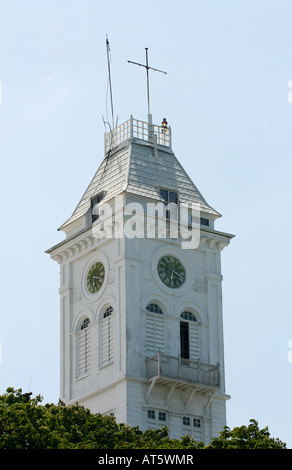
[[104, 115, 172, 154], [145, 352, 220, 403]]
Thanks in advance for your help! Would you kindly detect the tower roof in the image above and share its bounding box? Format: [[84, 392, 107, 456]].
[[59, 116, 220, 232]]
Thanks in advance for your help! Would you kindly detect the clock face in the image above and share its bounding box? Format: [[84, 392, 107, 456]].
[[87, 262, 105, 294], [157, 255, 186, 289]]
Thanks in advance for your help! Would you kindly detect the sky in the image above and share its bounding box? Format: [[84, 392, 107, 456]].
[[0, 0, 292, 447]]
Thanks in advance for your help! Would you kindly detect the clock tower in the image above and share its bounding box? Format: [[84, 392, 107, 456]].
[[46, 115, 234, 444]]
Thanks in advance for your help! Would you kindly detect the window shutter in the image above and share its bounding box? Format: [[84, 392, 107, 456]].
[[189, 323, 199, 360], [145, 314, 164, 357], [101, 314, 114, 365], [180, 312, 200, 361], [78, 327, 90, 377]]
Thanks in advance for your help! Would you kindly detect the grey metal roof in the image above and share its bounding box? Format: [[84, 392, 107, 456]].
[[126, 142, 219, 215], [59, 134, 220, 232]]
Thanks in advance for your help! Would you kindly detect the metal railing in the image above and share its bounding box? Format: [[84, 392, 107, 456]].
[[145, 351, 220, 388], [104, 115, 172, 153]]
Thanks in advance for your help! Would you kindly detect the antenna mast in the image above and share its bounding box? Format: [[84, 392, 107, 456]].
[[106, 35, 115, 130], [128, 48, 167, 116]]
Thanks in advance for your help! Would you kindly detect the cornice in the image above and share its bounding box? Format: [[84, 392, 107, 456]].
[[47, 224, 233, 265]]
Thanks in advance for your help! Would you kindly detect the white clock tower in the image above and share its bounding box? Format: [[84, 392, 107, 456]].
[[47, 114, 234, 444]]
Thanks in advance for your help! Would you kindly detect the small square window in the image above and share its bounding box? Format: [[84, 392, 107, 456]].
[[200, 217, 209, 227], [183, 416, 190, 426], [158, 412, 166, 421], [148, 409, 155, 420], [193, 418, 201, 428]]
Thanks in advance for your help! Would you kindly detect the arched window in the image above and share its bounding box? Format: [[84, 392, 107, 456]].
[[180, 311, 199, 362], [181, 311, 197, 322], [78, 318, 90, 377], [146, 303, 163, 314], [101, 306, 114, 365], [103, 306, 114, 318], [145, 303, 164, 357], [81, 318, 90, 329]]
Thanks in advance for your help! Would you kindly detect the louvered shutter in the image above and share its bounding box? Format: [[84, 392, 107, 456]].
[[101, 314, 114, 365], [78, 327, 90, 377], [145, 314, 164, 357], [189, 323, 199, 360]]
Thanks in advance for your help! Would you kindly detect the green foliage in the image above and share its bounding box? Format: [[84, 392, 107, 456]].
[[0, 388, 286, 449], [207, 419, 286, 449]]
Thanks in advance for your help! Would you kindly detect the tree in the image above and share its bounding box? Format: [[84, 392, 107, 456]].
[[0, 387, 119, 449], [0, 388, 286, 449], [207, 419, 286, 449]]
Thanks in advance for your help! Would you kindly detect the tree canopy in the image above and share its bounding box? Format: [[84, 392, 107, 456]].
[[0, 388, 286, 449]]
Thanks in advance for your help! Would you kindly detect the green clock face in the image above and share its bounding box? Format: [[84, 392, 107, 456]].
[[157, 255, 186, 289], [87, 262, 105, 294]]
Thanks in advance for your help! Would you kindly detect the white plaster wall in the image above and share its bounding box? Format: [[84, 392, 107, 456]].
[[53, 198, 230, 444]]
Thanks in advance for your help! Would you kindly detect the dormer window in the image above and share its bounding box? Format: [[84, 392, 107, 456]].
[[159, 188, 178, 204], [91, 193, 105, 223], [159, 188, 178, 219]]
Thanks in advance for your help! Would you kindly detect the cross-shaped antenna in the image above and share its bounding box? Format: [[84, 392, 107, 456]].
[[128, 48, 167, 115]]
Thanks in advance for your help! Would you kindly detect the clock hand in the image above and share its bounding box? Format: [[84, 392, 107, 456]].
[[172, 270, 184, 280], [92, 276, 102, 285]]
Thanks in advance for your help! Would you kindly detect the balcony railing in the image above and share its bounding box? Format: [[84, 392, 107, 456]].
[[145, 351, 220, 388], [104, 115, 172, 154]]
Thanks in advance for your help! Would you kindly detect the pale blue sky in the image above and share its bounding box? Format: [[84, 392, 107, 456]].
[[0, 0, 292, 447]]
